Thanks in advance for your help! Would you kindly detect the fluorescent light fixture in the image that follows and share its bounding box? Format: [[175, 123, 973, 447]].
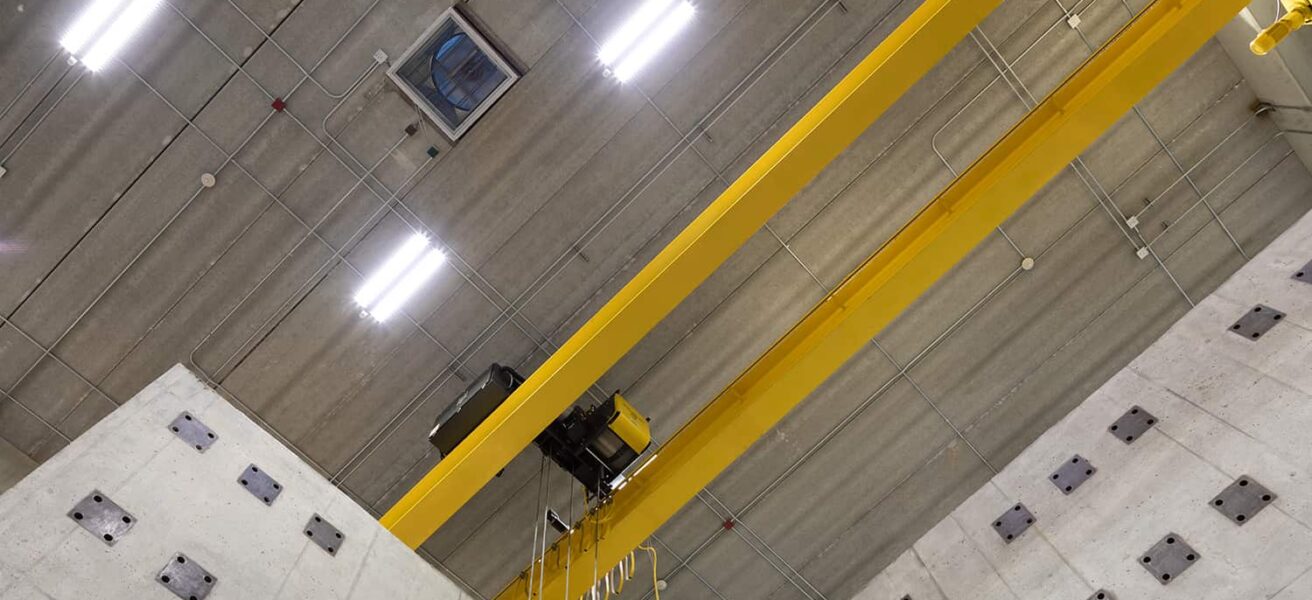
[[61, 0, 129, 55], [598, 0, 674, 66], [354, 233, 429, 309], [368, 249, 446, 322], [599, 0, 694, 83], [355, 233, 446, 323], [60, 0, 161, 72]]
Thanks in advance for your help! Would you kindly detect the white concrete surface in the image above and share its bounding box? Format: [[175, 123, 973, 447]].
[[854, 205, 1312, 599], [0, 365, 466, 600]]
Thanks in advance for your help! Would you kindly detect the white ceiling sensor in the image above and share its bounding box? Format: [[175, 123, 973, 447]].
[[355, 233, 447, 323], [61, 0, 162, 71], [600, 0, 696, 82]]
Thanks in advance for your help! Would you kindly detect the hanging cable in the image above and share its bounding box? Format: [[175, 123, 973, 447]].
[[566, 479, 575, 600], [594, 508, 602, 597], [639, 545, 660, 600], [537, 466, 551, 600], [527, 455, 547, 597]]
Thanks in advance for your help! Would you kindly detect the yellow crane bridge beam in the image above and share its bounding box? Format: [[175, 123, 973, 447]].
[[497, 0, 1253, 598], [382, 0, 1004, 549]]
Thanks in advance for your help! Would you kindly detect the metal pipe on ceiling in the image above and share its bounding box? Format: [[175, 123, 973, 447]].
[[380, 0, 1005, 550], [498, 0, 1256, 598]]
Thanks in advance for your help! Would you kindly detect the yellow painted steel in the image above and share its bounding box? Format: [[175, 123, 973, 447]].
[[1251, 0, 1312, 55], [608, 394, 650, 452], [496, 0, 1252, 598], [381, 0, 1003, 549]]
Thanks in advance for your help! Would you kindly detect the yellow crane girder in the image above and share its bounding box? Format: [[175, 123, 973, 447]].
[[495, 0, 1253, 598], [381, 0, 1003, 549]]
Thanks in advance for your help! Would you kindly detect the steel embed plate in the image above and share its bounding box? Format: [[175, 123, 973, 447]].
[[1229, 305, 1285, 341], [67, 490, 135, 546], [1210, 475, 1277, 526], [1050, 454, 1097, 495], [237, 464, 282, 505], [157, 553, 216, 599], [304, 513, 346, 555], [1108, 405, 1156, 444], [1139, 533, 1199, 585], [168, 411, 218, 452], [991, 503, 1035, 544]]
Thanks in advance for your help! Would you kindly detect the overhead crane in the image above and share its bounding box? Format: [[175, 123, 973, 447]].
[[381, 0, 1004, 549], [384, 0, 1273, 599]]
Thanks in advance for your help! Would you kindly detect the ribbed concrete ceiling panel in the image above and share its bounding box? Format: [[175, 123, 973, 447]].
[[3, 0, 1311, 598]]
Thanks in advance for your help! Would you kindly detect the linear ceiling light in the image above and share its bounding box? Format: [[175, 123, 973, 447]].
[[355, 233, 447, 323], [599, 0, 695, 83], [61, 0, 162, 72]]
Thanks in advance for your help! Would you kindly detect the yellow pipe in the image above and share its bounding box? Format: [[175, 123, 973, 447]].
[[381, 0, 1004, 549], [496, 0, 1253, 597], [1252, 0, 1312, 55]]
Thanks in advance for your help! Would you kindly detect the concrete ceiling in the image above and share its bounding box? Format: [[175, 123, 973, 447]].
[[2, 0, 1310, 598]]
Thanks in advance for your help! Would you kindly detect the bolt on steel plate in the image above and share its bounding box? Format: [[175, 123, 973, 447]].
[[1293, 259, 1312, 284], [1139, 533, 1199, 585], [1108, 405, 1156, 444], [1050, 454, 1097, 495], [157, 553, 216, 600], [67, 490, 135, 546], [304, 513, 346, 556], [1229, 305, 1285, 341], [168, 411, 217, 452], [237, 464, 282, 506], [991, 503, 1035, 544], [1210, 475, 1277, 526], [1087, 591, 1114, 600]]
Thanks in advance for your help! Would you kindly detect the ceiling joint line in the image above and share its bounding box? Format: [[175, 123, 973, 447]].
[[597, 6, 843, 592], [22, 0, 354, 433], [364, 1, 931, 576], [640, 0, 1264, 585], [967, 20, 1198, 307], [693, 490, 827, 600], [0, 49, 60, 126], [0, 63, 77, 161], [117, 9, 590, 495], [1068, 1, 1248, 263], [948, 152, 1307, 466]]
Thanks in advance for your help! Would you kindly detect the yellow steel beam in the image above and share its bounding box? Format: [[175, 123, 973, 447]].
[[1251, 0, 1312, 55], [496, 0, 1251, 597], [381, 0, 1003, 548]]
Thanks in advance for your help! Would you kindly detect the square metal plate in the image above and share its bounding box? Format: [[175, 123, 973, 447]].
[[1108, 406, 1156, 444], [157, 553, 216, 600], [304, 514, 346, 555], [1293, 260, 1312, 284], [1139, 533, 1199, 585], [1210, 475, 1277, 526], [1229, 305, 1285, 341], [168, 411, 217, 452], [237, 464, 282, 506], [991, 503, 1035, 544], [1087, 591, 1114, 600], [67, 490, 135, 546], [1050, 454, 1097, 495]]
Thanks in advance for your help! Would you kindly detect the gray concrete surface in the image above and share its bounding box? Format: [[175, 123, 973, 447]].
[[1, 0, 1311, 598], [853, 183, 1312, 600], [0, 364, 466, 599], [0, 438, 34, 495]]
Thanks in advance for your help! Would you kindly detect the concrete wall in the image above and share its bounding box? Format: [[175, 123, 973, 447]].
[[0, 365, 466, 600], [853, 206, 1312, 599], [0, 438, 34, 496]]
